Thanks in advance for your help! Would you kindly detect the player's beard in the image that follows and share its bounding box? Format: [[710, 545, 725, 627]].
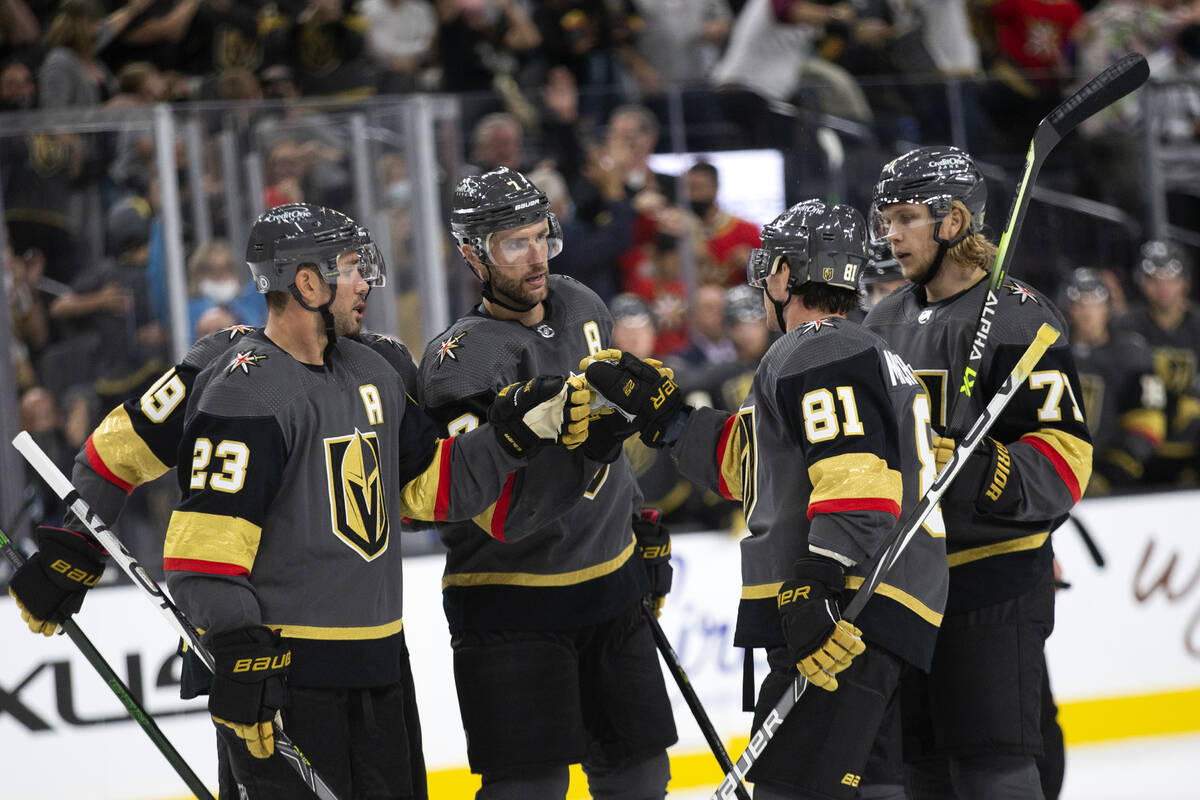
[[489, 263, 549, 310], [329, 286, 369, 337]]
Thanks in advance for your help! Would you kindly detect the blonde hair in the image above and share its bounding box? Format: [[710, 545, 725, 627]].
[[946, 199, 997, 272]]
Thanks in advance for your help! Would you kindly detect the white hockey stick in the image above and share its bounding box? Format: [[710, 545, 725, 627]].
[[710, 323, 1060, 799], [12, 432, 342, 800]]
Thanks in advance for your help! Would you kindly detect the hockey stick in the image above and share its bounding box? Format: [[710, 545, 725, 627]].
[[710, 323, 1060, 800], [947, 53, 1149, 436], [641, 600, 751, 800], [11, 432, 342, 800], [0, 525, 216, 800]]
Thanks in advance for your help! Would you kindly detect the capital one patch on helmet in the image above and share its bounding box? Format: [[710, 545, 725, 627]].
[[324, 429, 390, 561]]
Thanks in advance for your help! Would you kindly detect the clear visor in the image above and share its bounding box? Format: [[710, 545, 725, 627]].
[[483, 214, 563, 269], [330, 242, 386, 287], [869, 203, 942, 242], [746, 247, 782, 289]]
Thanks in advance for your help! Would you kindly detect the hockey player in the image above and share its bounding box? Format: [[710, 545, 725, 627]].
[[154, 203, 589, 799], [1112, 241, 1200, 488], [863, 146, 1092, 799], [586, 200, 949, 800], [1060, 267, 1166, 494], [418, 167, 677, 800]]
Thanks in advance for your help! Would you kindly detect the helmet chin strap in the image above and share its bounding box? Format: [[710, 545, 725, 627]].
[[914, 216, 967, 288], [290, 281, 339, 347], [764, 282, 791, 332]]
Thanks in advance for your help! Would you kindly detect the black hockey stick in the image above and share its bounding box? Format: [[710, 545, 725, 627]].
[[947, 53, 1149, 436], [11, 432, 342, 800], [0, 525, 216, 800], [710, 324, 1060, 799], [641, 600, 751, 800]]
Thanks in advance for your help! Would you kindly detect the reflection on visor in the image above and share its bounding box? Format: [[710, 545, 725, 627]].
[[869, 205, 941, 242], [746, 248, 774, 288], [485, 217, 564, 267], [335, 243, 386, 288]]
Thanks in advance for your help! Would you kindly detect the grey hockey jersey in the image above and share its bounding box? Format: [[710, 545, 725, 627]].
[[418, 275, 648, 634], [164, 335, 522, 686]]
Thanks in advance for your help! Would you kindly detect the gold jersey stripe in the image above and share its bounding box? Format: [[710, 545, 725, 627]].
[[1020, 428, 1093, 499], [90, 405, 169, 487], [717, 414, 746, 502], [844, 575, 943, 626], [947, 531, 1048, 567], [808, 452, 902, 509], [442, 537, 636, 589], [164, 510, 262, 574], [1120, 407, 1166, 445], [741, 581, 784, 600], [398, 438, 449, 521], [266, 617, 404, 641]]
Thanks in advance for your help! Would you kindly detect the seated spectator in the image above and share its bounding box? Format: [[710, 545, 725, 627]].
[[674, 282, 736, 368], [106, 61, 167, 194], [361, 0, 437, 94], [186, 239, 264, 339], [0, 0, 39, 66], [263, 137, 306, 208], [4, 237, 48, 390], [685, 160, 760, 287], [682, 282, 770, 413], [609, 292, 658, 360], [469, 111, 526, 172]]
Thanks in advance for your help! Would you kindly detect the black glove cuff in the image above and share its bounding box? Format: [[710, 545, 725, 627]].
[[971, 438, 1021, 515], [790, 555, 845, 589]]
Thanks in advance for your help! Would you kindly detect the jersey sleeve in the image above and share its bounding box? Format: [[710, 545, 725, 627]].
[[968, 338, 1094, 517], [70, 327, 257, 535], [778, 348, 904, 566], [671, 405, 740, 500]]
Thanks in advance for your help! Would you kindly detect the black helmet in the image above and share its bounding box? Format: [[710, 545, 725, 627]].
[[1137, 240, 1191, 281], [746, 200, 868, 293], [860, 240, 903, 287], [724, 284, 766, 326], [451, 166, 563, 266], [246, 203, 385, 294], [1059, 267, 1110, 307], [870, 145, 986, 242]]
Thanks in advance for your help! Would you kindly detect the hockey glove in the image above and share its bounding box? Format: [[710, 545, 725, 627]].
[[489, 375, 593, 458], [948, 436, 1021, 516], [8, 526, 106, 637], [582, 408, 640, 463], [777, 556, 865, 692], [633, 508, 672, 618], [931, 434, 955, 475], [583, 349, 685, 447], [209, 626, 290, 760]]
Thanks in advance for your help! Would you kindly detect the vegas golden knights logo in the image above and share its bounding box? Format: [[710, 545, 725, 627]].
[[1078, 372, 1104, 435], [324, 429, 390, 561]]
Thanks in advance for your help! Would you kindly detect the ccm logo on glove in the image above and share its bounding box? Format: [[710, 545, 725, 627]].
[[49, 559, 102, 586], [233, 653, 291, 673]]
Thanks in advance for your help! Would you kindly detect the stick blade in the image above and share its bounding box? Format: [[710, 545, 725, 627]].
[[1046, 53, 1149, 139]]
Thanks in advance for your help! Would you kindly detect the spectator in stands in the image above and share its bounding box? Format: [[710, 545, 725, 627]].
[[609, 291, 659, 361], [685, 161, 760, 287], [263, 138, 307, 208], [185, 239, 264, 338], [436, 0, 541, 131], [1061, 267, 1167, 495], [106, 61, 167, 195], [39, 0, 114, 108], [530, 156, 634, 303], [261, 0, 375, 97], [4, 237, 48, 391], [172, 0, 267, 80], [469, 111, 526, 171], [605, 104, 676, 202], [100, 0, 204, 77], [193, 303, 237, 339], [674, 282, 737, 368], [0, 56, 35, 109], [529, 0, 636, 119], [361, 0, 437, 94], [1114, 241, 1200, 487], [0, 0, 39, 66], [48, 195, 168, 410]]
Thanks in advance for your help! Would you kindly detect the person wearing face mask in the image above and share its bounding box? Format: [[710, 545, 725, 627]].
[[685, 161, 761, 287], [186, 238, 265, 339]]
